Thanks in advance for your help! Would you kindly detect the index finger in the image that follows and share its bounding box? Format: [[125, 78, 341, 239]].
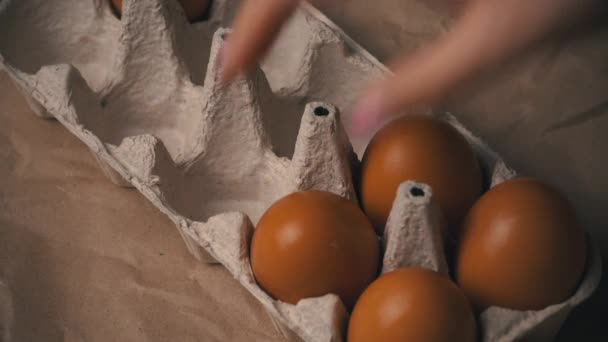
[[222, 0, 299, 82]]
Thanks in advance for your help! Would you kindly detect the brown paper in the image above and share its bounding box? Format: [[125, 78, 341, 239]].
[[0, 71, 285, 341]]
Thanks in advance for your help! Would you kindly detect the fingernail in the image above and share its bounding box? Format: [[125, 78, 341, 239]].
[[350, 90, 386, 137]]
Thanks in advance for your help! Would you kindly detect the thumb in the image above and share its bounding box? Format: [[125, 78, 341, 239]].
[[350, 0, 599, 136]]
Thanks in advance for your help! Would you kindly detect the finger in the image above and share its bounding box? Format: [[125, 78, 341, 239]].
[[222, 0, 299, 82], [351, 0, 599, 136]]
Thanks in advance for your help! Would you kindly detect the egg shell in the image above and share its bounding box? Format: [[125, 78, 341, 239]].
[[250, 190, 380, 310], [0, 0, 602, 341], [348, 268, 477, 342], [360, 115, 483, 236], [456, 177, 587, 311]]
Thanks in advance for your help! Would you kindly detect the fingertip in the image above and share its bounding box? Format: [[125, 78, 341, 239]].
[[220, 0, 298, 85], [218, 38, 245, 84], [218, 41, 235, 83], [350, 90, 387, 137]]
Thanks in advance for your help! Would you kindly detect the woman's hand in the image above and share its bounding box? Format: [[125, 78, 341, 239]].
[[221, 0, 599, 136]]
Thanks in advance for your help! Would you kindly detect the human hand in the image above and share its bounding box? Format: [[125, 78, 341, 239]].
[[221, 0, 599, 136]]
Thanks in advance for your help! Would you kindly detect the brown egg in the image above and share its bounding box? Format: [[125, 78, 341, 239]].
[[250, 190, 379, 309], [360, 115, 482, 235], [456, 177, 587, 311], [348, 268, 477, 342], [111, 0, 211, 22]]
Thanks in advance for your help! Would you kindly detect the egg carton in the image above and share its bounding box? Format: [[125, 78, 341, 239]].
[[0, 0, 601, 341]]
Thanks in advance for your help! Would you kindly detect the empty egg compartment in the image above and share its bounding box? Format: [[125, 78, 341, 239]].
[[2, 23, 358, 254], [0, 0, 386, 150], [0, 0, 379, 260]]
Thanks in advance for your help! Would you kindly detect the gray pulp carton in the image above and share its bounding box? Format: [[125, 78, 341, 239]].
[[0, 0, 600, 341]]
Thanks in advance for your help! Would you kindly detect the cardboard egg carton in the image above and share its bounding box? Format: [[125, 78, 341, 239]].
[[0, 0, 601, 341], [380, 116, 602, 342]]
